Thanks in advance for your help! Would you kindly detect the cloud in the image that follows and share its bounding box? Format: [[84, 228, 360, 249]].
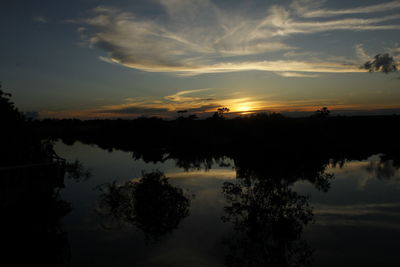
[[165, 88, 212, 102], [112, 59, 365, 76], [390, 46, 400, 55], [290, 0, 326, 15], [274, 72, 321, 78], [86, 91, 222, 117], [354, 44, 371, 62], [32, 16, 47, 23], [95, 103, 220, 117], [98, 56, 118, 64], [386, 45, 400, 61], [263, 6, 400, 37], [293, 0, 400, 18], [283, 50, 321, 58], [71, 1, 400, 75], [185, 104, 221, 113], [98, 106, 170, 115]]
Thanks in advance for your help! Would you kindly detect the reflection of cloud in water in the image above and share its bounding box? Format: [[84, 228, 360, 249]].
[[328, 161, 371, 173], [144, 247, 222, 267], [166, 169, 236, 180], [314, 202, 400, 230], [316, 202, 400, 216], [165, 169, 236, 208], [294, 155, 400, 235], [326, 155, 400, 189], [366, 160, 398, 180]]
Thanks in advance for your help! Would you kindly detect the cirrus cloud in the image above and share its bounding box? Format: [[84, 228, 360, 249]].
[[71, 0, 400, 76], [292, 0, 400, 18]]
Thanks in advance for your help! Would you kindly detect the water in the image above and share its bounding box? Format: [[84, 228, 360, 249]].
[[54, 141, 400, 266]]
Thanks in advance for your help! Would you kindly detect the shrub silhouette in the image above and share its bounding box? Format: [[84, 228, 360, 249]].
[[97, 171, 192, 240], [0, 82, 24, 125], [313, 107, 330, 118]]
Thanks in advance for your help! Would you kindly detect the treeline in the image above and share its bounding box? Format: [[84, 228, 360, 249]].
[[34, 113, 400, 165], [1, 85, 54, 166]]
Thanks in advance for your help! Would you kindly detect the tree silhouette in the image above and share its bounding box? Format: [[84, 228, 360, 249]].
[[96, 171, 192, 240], [313, 107, 330, 118], [0, 82, 47, 166], [363, 53, 398, 74], [219, 147, 338, 266], [222, 177, 314, 267], [0, 82, 24, 124], [65, 159, 92, 182], [211, 107, 230, 119], [0, 156, 72, 267], [217, 107, 230, 114]]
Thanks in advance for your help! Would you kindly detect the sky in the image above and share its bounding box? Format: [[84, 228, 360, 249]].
[[1, 0, 400, 118]]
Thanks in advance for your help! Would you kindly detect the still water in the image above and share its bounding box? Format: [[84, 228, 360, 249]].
[[54, 141, 400, 266]]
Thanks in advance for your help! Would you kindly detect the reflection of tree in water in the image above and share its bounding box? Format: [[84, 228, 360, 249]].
[[97, 171, 192, 240], [220, 152, 337, 267], [131, 147, 231, 171], [171, 153, 231, 171], [65, 159, 92, 182], [0, 164, 72, 267], [222, 177, 314, 267], [233, 153, 334, 193]]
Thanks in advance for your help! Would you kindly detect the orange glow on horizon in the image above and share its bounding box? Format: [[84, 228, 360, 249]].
[[235, 105, 253, 112], [38, 101, 400, 119]]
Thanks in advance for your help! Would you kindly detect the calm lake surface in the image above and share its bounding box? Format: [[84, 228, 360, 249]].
[[55, 141, 400, 266]]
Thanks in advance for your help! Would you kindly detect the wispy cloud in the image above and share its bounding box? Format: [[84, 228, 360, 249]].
[[70, 0, 400, 75], [165, 88, 212, 102], [112, 59, 365, 76], [98, 106, 169, 115], [263, 6, 400, 37], [86, 103, 220, 118], [275, 72, 321, 78], [354, 44, 372, 62], [386, 44, 400, 60], [82, 90, 222, 118], [293, 0, 400, 18], [32, 16, 47, 23]]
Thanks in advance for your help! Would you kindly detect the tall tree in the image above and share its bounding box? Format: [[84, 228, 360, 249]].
[[363, 53, 398, 74]]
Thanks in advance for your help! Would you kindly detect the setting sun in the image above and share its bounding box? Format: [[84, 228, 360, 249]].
[[236, 105, 253, 112], [234, 105, 256, 115]]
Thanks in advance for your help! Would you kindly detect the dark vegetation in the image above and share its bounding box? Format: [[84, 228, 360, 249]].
[[0, 83, 56, 166], [222, 177, 313, 267], [31, 103, 400, 266], [0, 168, 72, 267], [0, 82, 91, 176], [363, 53, 397, 74], [31, 104, 400, 223], [34, 110, 400, 168], [0, 84, 89, 266], [96, 171, 192, 241], [33, 104, 400, 266]]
